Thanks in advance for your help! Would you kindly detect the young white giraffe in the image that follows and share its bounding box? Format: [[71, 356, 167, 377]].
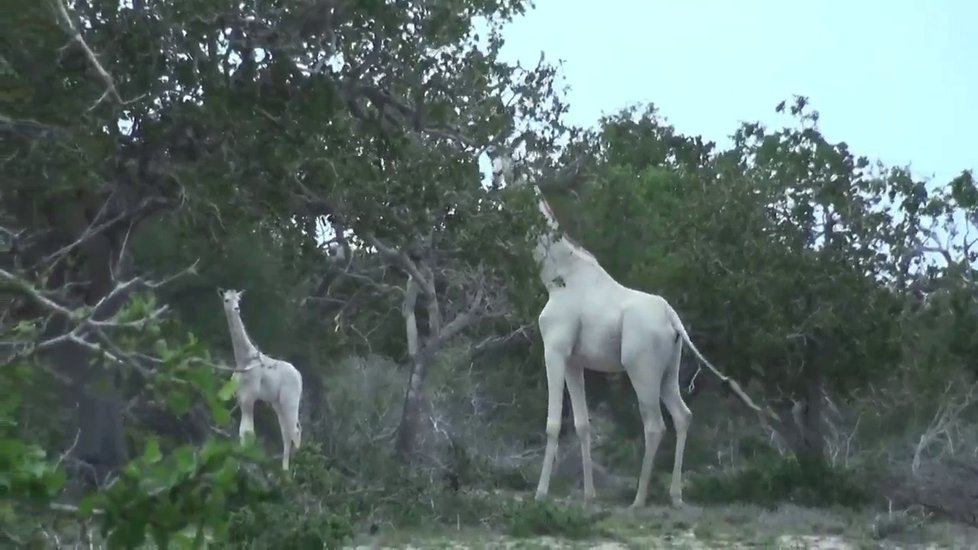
[[219, 288, 303, 471], [490, 150, 766, 508]]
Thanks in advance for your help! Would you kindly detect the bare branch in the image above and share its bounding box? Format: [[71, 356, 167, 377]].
[[912, 381, 978, 474], [0, 260, 198, 372], [0, 112, 68, 140], [412, 286, 486, 367], [0, 267, 76, 318], [471, 323, 532, 357], [403, 274, 420, 358], [366, 235, 436, 299], [53, 0, 142, 110], [54, 430, 81, 470], [38, 196, 174, 272], [88, 259, 198, 321]]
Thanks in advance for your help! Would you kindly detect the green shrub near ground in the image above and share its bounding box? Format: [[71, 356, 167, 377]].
[[224, 443, 356, 548], [500, 499, 607, 540], [686, 454, 870, 509]]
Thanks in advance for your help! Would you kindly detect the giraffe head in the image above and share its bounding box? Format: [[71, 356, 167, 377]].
[[217, 288, 245, 314], [486, 145, 526, 189]]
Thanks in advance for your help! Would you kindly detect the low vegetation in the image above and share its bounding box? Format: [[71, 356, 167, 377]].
[[3, 0, 977, 548]]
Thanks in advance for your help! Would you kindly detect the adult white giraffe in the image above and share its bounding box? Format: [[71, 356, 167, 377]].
[[489, 149, 767, 507]]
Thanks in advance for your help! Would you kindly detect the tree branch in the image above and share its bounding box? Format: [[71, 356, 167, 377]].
[[0, 112, 69, 140], [53, 0, 137, 110], [37, 196, 174, 272], [411, 286, 485, 367], [0, 260, 198, 372], [403, 274, 420, 358], [471, 323, 532, 357], [366, 235, 437, 299]]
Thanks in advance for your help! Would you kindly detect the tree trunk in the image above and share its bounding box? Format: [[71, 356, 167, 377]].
[[390, 254, 481, 459], [19, 188, 145, 486], [74, 375, 128, 486], [770, 315, 828, 464], [774, 366, 826, 463], [394, 355, 431, 457], [797, 362, 826, 460], [394, 274, 429, 457]]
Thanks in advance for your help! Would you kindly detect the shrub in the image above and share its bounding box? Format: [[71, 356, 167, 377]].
[[500, 499, 606, 540], [224, 442, 356, 549], [686, 454, 869, 509]]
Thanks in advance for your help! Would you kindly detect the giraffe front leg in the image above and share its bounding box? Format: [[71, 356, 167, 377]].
[[238, 395, 256, 444], [535, 347, 569, 501]]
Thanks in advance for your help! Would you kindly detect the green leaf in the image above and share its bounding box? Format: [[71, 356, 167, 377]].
[[143, 437, 162, 465], [13, 320, 35, 334], [217, 377, 239, 402], [45, 467, 66, 495], [78, 494, 99, 518], [214, 457, 239, 486], [210, 399, 231, 426], [172, 446, 196, 475], [167, 390, 191, 415]]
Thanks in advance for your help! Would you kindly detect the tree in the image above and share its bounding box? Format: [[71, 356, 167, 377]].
[[2, 0, 571, 539]]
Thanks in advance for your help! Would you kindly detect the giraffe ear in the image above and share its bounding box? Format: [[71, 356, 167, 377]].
[[238, 289, 246, 298], [216, 287, 225, 297]]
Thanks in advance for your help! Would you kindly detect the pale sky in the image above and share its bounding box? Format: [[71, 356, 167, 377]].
[[494, 0, 976, 185]]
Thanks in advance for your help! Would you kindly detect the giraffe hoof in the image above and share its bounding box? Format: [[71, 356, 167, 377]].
[[534, 490, 547, 502], [628, 499, 645, 510]]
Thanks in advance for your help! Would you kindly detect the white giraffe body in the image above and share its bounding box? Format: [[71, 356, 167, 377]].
[[490, 149, 763, 508], [220, 288, 303, 471]]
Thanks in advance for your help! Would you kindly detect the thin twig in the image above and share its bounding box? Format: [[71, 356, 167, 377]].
[[53, 0, 119, 109], [55, 429, 81, 469]]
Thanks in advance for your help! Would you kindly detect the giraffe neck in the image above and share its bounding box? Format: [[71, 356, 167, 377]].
[[531, 186, 605, 288], [532, 185, 560, 231], [225, 309, 259, 366]]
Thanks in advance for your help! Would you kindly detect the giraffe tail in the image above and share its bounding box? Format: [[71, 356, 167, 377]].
[[666, 303, 775, 421]]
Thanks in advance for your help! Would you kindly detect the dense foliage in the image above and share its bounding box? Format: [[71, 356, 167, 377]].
[[2, 0, 976, 546]]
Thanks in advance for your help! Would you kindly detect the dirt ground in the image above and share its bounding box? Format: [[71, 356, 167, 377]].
[[351, 497, 978, 549]]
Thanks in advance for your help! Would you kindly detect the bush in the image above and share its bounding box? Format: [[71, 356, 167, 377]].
[[314, 351, 544, 492], [500, 499, 606, 540], [224, 442, 357, 549], [686, 454, 869, 509]]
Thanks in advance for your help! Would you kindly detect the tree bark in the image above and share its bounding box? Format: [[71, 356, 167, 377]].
[[394, 354, 431, 458], [769, 295, 828, 464], [797, 357, 826, 460], [393, 264, 484, 458], [394, 274, 427, 457]]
